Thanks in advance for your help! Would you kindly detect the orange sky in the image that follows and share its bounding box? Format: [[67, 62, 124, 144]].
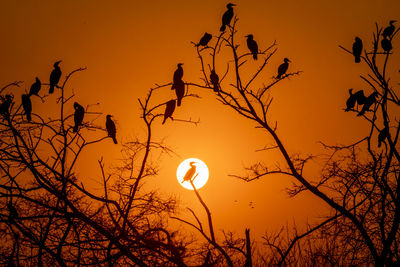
[[1, 0, 399, 240]]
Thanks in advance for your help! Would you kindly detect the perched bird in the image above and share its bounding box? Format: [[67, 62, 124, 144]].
[[181, 162, 197, 183], [352, 37, 363, 63], [21, 94, 32, 122], [246, 34, 258, 60], [162, 99, 176, 124], [197, 32, 212, 47], [358, 92, 378, 116], [382, 20, 396, 39], [210, 70, 220, 92], [171, 63, 184, 90], [345, 89, 365, 111], [49, 60, 62, 94], [0, 94, 13, 116], [381, 37, 392, 52], [106, 115, 117, 144], [73, 102, 85, 132], [378, 126, 389, 147], [7, 201, 18, 220], [175, 79, 185, 106], [220, 3, 235, 32], [276, 58, 290, 79], [29, 77, 41, 96]]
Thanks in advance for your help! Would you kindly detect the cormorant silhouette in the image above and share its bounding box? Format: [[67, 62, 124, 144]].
[[381, 37, 392, 52], [220, 3, 235, 32], [276, 58, 290, 79], [246, 34, 258, 60], [162, 99, 176, 124], [49, 61, 62, 94], [358, 92, 378, 116], [382, 20, 396, 39], [378, 126, 389, 147], [7, 201, 18, 220], [210, 70, 220, 92], [21, 94, 32, 122], [175, 80, 185, 106], [106, 115, 117, 144], [197, 32, 212, 47], [0, 94, 13, 116], [352, 37, 363, 63], [345, 89, 365, 111], [73, 102, 85, 132], [29, 77, 41, 96], [172, 63, 184, 90], [181, 162, 197, 183]]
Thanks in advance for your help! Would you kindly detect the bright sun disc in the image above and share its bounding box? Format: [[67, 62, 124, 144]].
[[177, 158, 209, 190]]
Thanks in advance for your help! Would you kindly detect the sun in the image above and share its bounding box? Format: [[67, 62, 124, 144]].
[[177, 158, 209, 190]]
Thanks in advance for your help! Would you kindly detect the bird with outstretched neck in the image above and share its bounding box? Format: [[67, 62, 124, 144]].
[[49, 61, 62, 94], [106, 114, 117, 144], [162, 99, 176, 124], [352, 37, 363, 63], [181, 162, 197, 183], [276, 58, 290, 79], [73, 102, 85, 132], [246, 34, 258, 60], [382, 20, 396, 39], [220, 3, 235, 32]]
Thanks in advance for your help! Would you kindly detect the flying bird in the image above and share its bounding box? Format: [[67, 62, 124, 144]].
[[345, 89, 365, 111], [73, 102, 85, 132], [381, 37, 392, 52], [220, 3, 235, 32], [49, 61, 62, 94], [246, 34, 258, 60], [29, 77, 41, 96], [197, 32, 212, 47], [162, 99, 176, 124], [106, 115, 117, 144], [171, 63, 184, 90], [175, 79, 185, 106], [21, 94, 32, 122], [382, 20, 396, 38], [358, 92, 378, 116], [352, 37, 363, 63], [378, 126, 389, 148], [181, 162, 197, 183], [0, 95, 13, 116], [210, 70, 220, 92], [276, 58, 290, 79]]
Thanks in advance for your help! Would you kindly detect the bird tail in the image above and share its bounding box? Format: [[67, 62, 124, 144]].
[[177, 98, 182, 106], [378, 139, 382, 147], [162, 117, 167, 124], [27, 113, 31, 122], [213, 84, 219, 92], [112, 136, 118, 144], [220, 25, 226, 32], [276, 74, 281, 79], [253, 54, 258, 60], [73, 125, 78, 132], [345, 107, 350, 112], [355, 56, 361, 63], [49, 85, 54, 94], [171, 83, 175, 90]]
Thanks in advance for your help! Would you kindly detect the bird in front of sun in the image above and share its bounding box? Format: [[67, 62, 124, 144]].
[[181, 162, 197, 184]]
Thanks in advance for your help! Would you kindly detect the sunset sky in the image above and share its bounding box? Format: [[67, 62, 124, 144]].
[[1, 0, 399, 240]]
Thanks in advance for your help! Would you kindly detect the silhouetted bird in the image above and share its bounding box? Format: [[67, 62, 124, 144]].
[[0, 94, 13, 116], [7, 201, 18, 220], [162, 99, 176, 124], [246, 34, 258, 60], [73, 102, 85, 132], [382, 20, 396, 39], [181, 162, 197, 183], [29, 77, 41, 96], [49, 60, 62, 94], [171, 63, 184, 90], [358, 92, 378, 116], [276, 58, 290, 79], [21, 94, 32, 122], [175, 80, 185, 106], [106, 115, 117, 144], [378, 126, 389, 148], [352, 37, 363, 63], [345, 89, 365, 111], [197, 32, 212, 47], [220, 3, 235, 32], [381, 37, 392, 52], [210, 70, 220, 92]]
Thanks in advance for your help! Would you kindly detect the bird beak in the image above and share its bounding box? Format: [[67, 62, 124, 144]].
[[288, 59, 291, 62], [57, 60, 62, 64], [231, 4, 236, 6]]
